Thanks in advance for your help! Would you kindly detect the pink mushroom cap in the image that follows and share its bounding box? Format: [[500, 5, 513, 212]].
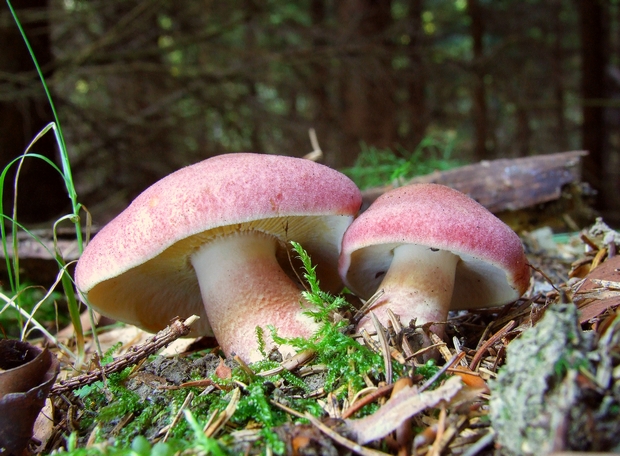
[[339, 183, 530, 332], [75, 153, 362, 360]]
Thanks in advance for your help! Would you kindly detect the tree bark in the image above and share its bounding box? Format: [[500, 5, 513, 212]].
[[336, 0, 396, 168], [467, 0, 488, 160], [551, 0, 568, 151], [407, 0, 428, 147], [578, 0, 611, 221], [310, 0, 339, 167]]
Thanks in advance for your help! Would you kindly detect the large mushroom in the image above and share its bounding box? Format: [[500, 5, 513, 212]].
[[75, 153, 362, 361], [339, 183, 530, 341]]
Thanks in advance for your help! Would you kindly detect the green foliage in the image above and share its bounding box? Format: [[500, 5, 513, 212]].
[[343, 135, 463, 190], [4, 2, 86, 365], [182, 410, 228, 456], [0, 284, 65, 338], [56, 241, 404, 453], [290, 240, 348, 322], [416, 359, 440, 379], [270, 242, 402, 393], [255, 325, 267, 358], [58, 426, 219, 456]]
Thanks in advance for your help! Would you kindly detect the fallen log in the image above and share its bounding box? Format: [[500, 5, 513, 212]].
[[361, 150, 595, 231]]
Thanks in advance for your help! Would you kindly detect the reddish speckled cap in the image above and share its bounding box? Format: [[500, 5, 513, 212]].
[[75, 153, 362, 336], [339, 183, 530, 310]]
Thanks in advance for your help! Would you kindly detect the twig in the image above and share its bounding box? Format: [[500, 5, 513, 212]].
[[50, 315, 199, 395], [351, 289, 385, 325], [370, 312, 392, 384], [460, 429, 495, 456], [162, 391, 194, 442], [341, 383, 395, 419], [469, 320, 515, 372], [233, 355, 256, 378], [304, 412, 391, 456], [303, 128, 323, 161], [204, 388, 240, 437], [270, 399, 306, 419], [419, 352, 465, 393]]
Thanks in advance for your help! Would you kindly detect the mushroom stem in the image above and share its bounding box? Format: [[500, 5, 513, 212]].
[[191, 231, 318, 361], [357, 244, 458, 340]]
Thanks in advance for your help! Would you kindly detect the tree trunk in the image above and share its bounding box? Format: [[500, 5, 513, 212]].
[[0, 0, 67, 223], [551, 0, 568, 151], [516, 105, 531, 157], [310, 0, 339, 167], [336, 0, 396, 168], [578, 0, 612, 221], [467, 0, 488, 161], [407, 0, 428, 148]]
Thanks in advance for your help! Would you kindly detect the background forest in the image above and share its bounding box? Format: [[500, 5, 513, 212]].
[[1, 0, 618, 227]]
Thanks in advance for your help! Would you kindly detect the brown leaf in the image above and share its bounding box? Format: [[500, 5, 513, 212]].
[[345, 376, 464, 445], [575, 255, 620, 323], [0, 339, 60, 456], [449, 366, 490, 393]]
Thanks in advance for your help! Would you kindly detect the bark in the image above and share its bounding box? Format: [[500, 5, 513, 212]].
[[310, 0, 339, 166], [407, 0, 428, 147], [336, 0, 396, 168], [467, 0, 489, 160], [579, 0, 606, 182], [360, 150, 590, 214], [515, 105, 531, 157], [578, 0, 611, 221], [551, 0, 568, 151]]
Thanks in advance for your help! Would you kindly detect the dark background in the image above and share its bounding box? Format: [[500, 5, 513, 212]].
[[1, 0, 618, 227]]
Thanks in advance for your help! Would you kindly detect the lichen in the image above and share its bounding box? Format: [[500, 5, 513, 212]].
[[490, 303, 620, 455]]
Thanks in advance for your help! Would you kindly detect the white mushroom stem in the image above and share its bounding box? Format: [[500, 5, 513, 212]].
[[191, 231, 318, 361], [357, 244, 459, 341]]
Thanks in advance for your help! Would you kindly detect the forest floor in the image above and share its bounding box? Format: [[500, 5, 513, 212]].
[[3, 219, 620, 456]]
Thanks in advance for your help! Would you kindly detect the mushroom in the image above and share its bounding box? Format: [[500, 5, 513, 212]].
[[75, 153, 362, 361], [338, 183, 530, 341]]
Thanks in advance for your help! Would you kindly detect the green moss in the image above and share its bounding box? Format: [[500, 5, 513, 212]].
[[343, 138, 462, 190]]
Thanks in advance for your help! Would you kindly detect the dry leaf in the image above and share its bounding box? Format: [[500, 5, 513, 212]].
[[0, 339, 60, 455], [215, 357, 232, 379], [449, 366, 490, 393], [345, 376, 464, 445], [575, 255, 620, 323]]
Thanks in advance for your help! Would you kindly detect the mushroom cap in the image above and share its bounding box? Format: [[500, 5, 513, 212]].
[[75, 153, 362, 336], [339, 183, 530, 310]]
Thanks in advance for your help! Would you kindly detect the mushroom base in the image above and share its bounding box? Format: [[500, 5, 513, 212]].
[[191, 231, 318, 362], [356, 244, 458, 342]]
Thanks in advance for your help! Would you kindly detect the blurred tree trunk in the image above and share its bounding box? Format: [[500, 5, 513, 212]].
[[551, 0, 568, 151], [578, 0, 611, 220], [337, 0, 396, 168], [310, 0, 339, 167], [244, 0, 262, 153], [0, 0, 67, 223], [99, 2, 174, 198], [467, 0, 488, 160], [407, 0, 428, 147], [515, 105, 531, 157]]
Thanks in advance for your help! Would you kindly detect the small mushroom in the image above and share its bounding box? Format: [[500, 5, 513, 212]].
[[75, 153, 362, 361], [338, 183, 530, 340]]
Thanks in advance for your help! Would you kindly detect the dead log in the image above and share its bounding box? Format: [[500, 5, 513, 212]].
[[361, 150, 595, 231], [362, 150, 588, 211]]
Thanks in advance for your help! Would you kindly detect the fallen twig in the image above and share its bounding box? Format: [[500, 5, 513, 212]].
[[50, 315, 199, 395], [304, 412, 391, 456], [469, 320, 515, 372]]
